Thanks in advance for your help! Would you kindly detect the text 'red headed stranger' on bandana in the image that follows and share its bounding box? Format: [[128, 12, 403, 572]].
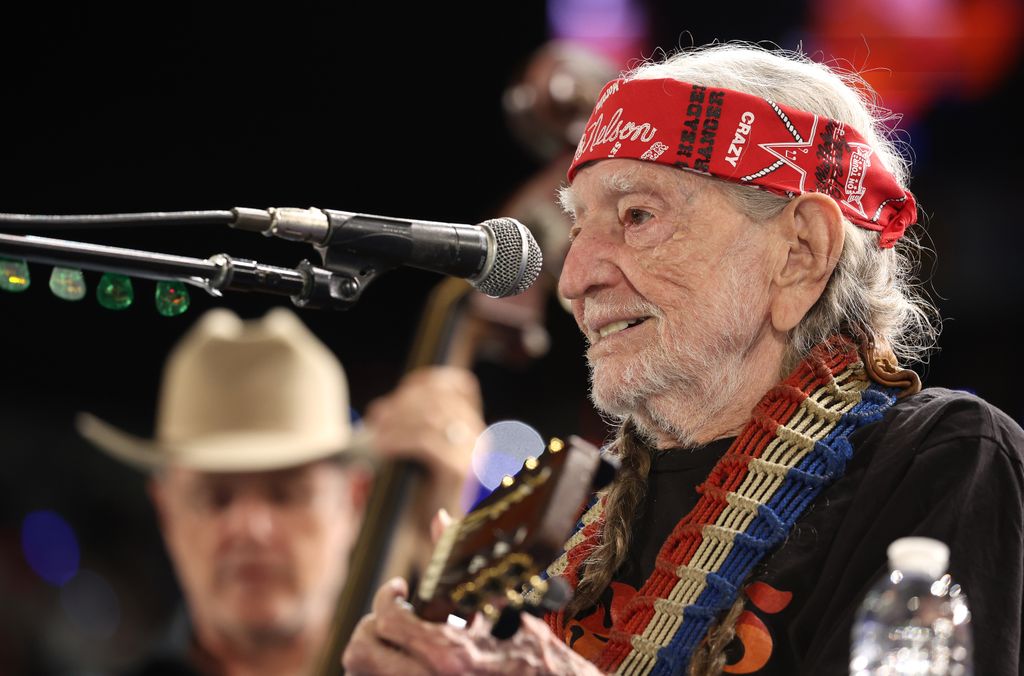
[[567, 78, 917, 248]]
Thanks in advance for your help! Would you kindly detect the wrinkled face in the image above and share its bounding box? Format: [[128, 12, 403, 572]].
[[152, 460, 360, 646], [557, 159, 775, 442]]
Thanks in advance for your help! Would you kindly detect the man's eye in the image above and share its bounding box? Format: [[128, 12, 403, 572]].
[[193, 486, 233, 512], [625, 208, 653, 226], [269, 481, 311, 506]]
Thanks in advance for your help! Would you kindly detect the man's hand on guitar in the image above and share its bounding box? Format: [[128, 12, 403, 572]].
[[342, 577, 602, 676]]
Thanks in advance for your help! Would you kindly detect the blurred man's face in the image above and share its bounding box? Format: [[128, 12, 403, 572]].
[[150, 460, 361, 647]]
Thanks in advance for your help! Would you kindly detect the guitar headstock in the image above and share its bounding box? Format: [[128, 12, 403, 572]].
[[413, 435, 611, 624]]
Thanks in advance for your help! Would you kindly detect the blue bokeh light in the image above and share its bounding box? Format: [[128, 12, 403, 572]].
[[20, 509, 80, 586]]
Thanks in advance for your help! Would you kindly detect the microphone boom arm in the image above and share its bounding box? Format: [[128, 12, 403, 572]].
[[0, 203, 541, 307], [0, 231, 388, 310]]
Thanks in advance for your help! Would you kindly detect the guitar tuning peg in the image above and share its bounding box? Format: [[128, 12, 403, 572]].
[[491, 577, 574, 640], [490, 589, 526, 640], [491, 604, 523, 640], [524, 575, 573, 617]]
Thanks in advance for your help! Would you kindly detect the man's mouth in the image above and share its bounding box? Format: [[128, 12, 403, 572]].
[[217, 558, 290, 586], [596, 316, 650, 340]]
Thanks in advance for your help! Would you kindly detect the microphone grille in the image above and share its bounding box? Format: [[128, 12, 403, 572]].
[[474, 218, 543, 298]]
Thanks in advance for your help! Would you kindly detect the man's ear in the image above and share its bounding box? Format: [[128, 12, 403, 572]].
[[770, 192, 845, 333], [344, 462, 373, 513], [147, 476, 168, 527], [146, 475, 178, 551]]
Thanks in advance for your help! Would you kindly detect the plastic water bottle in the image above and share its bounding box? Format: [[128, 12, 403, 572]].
[[850, 537, 973, 675]]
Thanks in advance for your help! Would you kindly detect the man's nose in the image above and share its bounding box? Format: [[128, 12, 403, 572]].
[[558, 223, 622, 301], [223, 495, 275, 542]]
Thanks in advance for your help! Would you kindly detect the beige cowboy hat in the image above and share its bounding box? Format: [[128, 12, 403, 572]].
[[77, 306, 370, 472]]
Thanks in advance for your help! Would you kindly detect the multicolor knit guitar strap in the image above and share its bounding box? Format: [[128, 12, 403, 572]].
[[544, 343, 901, 675]]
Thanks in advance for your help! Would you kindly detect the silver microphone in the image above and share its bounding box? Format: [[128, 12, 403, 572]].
[[231, 207, 543, 298]]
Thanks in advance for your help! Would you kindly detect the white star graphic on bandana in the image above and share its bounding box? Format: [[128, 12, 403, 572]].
[[755, 115, 819, 193]]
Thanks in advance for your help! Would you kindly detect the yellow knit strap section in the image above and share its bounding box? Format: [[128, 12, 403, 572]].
[[653, 597, 688, 615], [724, 491, 762, 514], [746, 456, 793, 478]]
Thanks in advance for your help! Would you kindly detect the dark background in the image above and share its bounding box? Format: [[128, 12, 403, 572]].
[[1, 1, 1021, 673]]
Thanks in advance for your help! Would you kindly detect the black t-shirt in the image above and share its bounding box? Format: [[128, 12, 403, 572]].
[[570, 388, 1024, 675], [617, 437, 735, 590], [119, 610, 209, 676]]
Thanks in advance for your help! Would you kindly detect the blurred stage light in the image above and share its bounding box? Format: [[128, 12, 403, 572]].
[[20, 509, 80, 586], [471, 420, 547, 490], [807, 0, 1023, 122], [547, 0, 647, 66]]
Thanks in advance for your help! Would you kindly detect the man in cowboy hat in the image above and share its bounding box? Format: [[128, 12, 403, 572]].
[[342, 43, 1024, 675], [79, 306, 482, 676]]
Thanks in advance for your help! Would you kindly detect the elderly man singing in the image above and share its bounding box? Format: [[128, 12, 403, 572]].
[[343, 43, 1024, 675]]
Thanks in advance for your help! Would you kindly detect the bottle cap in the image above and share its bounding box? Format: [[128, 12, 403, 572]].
[[887, 537, 949, 579]]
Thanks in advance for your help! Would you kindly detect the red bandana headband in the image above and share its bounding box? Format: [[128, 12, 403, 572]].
[[568, 78, 917, 248]]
